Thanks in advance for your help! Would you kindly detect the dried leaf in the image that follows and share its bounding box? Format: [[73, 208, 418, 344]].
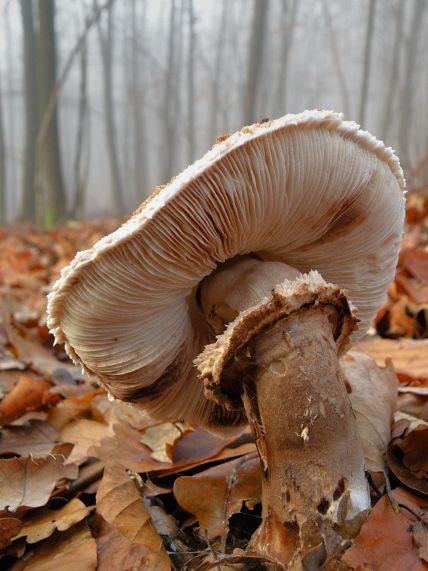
[[140, 422, 186, 463], [413, 522, 428, 563], [91, 422, 164, 473], [47, 391, 103, 431], [92, 515, 167, 571], [60, 419, 114, 464], [357, 338, 428, 379], [174, 452, 261, 539], [342, 487, 428, 570], [388, 412, 428, 495], [0, 517, 23, 549], [91, 394, 155, 430], [93, 422, 243, 475], [96, 462, 171, 570], [0, 374, 57, 426], [10, 522, 97, 571], [342, 351, 397, 474], [14, 498, 92, 544], [0, 420, 59, 457], [3, 321, 84, 383], [0, 455, 78, 511]]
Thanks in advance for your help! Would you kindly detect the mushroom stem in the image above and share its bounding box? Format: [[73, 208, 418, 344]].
[[196, 270, 371, 568], [242, 305, 369, 567]]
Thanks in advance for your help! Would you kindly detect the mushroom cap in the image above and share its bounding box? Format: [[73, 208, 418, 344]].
[[47, 110, 405, 431]]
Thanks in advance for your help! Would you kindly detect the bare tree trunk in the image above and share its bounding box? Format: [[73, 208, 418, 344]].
[[358, 0, 376, 127], [380, 0, 404, 141], [5, 4, 16, 208], [131, 0, 148, 202], [398, 0, 426, 169], [72, 31, 88, 218], [209, 0, 227, 144], [97, 1, 125, 214], [243, 0, 269, 126], [162, 0, 177, 184], [321, 0, 350, 117], [0, 72, 5, 224], [20, 0, 38, 221], [274, 0, 298, 117], [187, 0, 195, 163], [38, 0, 67, 225]]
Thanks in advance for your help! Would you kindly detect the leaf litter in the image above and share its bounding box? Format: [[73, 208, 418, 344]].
[[0, 214, 427, 569]]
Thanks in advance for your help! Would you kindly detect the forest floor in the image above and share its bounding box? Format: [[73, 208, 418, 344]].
[[0, 195, 427, 570]]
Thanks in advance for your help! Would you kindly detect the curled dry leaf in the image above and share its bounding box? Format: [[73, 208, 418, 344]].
[[0, 374, 57, 426], [60, 419, 114, 465], [413, 522, 428, 564], [91, 422, 166, 473], [91, 394, 156, 430], [387, 412, 428, 495], [92, 515, 166, 571], [0, 420, 59, 457], [92, 422, 247, 476], [10, 522, 97, 571], [0, 455, 78, 511], [342, 487, 428, 571], [0, 517, 23, 549], [398, 391, 428, 422], [96, 462, 171, 570], [3, 320, 84, 384], [357, 338, 428, 380], [341, 351, 397, 475], [140, 422, 187, 463], [174, 452, 261, 540], [47, 390, 104, 431], [13, 498, 92, 544]]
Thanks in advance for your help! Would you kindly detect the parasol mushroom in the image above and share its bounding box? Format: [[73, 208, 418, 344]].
[[47, 110, 405, 567]]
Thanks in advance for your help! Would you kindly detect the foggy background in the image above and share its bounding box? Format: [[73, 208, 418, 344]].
[[0, 0, 427, 225]]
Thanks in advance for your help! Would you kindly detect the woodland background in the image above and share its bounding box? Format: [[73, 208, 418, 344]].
[[0, 0, 427, 225], [0, 1, 428, 570]]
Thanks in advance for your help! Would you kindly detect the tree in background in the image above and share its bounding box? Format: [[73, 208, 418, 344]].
[[399, 0, 427, 169], [72, 29, 89, 219], [20, 0, 38, 222], [0, 72, 5, 224], [38, 0, 67, 224], [243, 0, 269, 126], [358, 0, 376, 127], [97, 0, 125, 214], [274, 0, 298, 117], [380, 0, 404, 141]]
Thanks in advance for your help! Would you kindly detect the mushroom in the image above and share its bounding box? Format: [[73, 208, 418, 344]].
[[47, 110, 405, 567]]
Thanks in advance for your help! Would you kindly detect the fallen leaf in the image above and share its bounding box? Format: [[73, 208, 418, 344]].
[[47, 391, 103, 431], [357, 338, 428, 379], [60, 419, 114, 465], [0, 455, 78, 511], [387, 412, 428, 495], [342, 351, 397, 474], [140, 422, 186, 463], [342, 487, 428, 570], [174, 452, 261, 539], [91, 394, 156, 430], [92, 515, 168, 571], [0, 374, 58, 426], [0, 517, 23, 549], [91, 422, 163, 473], [13, 498, 92, 544], [413, 522, 428, 563], [0, 420, 59, 457], [10, 522, 97, 571], [96, 462, 171, 570], [3, 320, 84, 383]]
